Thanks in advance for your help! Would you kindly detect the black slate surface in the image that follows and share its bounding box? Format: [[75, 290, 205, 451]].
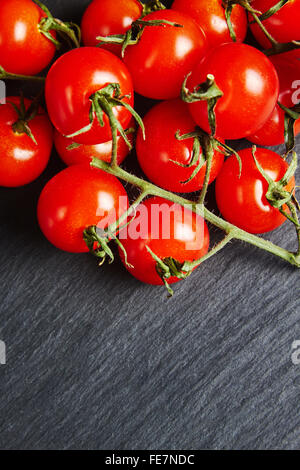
[[0, 0, 299, 451]]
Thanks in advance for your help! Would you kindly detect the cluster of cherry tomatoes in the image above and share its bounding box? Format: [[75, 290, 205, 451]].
[[0, 0, 299, 291]]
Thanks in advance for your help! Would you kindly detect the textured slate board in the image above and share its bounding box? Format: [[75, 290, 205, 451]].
[[0, 0, 300, 451]]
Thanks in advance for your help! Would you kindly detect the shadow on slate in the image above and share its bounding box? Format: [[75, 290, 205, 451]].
[[0, 0, 299, 451]]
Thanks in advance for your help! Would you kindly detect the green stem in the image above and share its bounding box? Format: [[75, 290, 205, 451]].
[[91, 158, 300, 268], [107, 190, 149, 236], [33, 0, 81, 49], [141, 0, 166, 16], [198, 136, 214, 205], [264, 41, 300, 56], [226, 0, 279, 46], [250, 10, 278, 46], [183, 233, 234, 270], [287, 201, 300, 257], [0, 66, 45, 82]]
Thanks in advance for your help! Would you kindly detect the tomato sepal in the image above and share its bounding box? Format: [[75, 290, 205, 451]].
[[33, 0, 81, 49], [64, 83, 144, 165], [97, 18, 183, 58], [83, 224, 133, 269], [7, 94, 43, 144], [141, 0, 166, 16], [146, 246, 192, 297], [278, 102, 300, 154], [252, 146, 297, 210], [181, 74, 223, 136]]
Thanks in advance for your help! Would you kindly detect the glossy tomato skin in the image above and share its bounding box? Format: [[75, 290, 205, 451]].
[[250, 0, 300, 49], [187, 43, 279, 140], [123, 10, 207, 100], [118, 197, 210, 285], [0, 97, 53, 187], [54, 121, 135, 167], [248, 105, 300, 146], [38, 164, 129, 253], [248, 56, 300, 146], [81, 0, 142, 57], [0, 0, 56, 75], [136, 99, 224, 193], [45, 48, 134, 145], [215, 148, 295, 234], [270, 56, 300, 108], [172, 0, 247, 49]]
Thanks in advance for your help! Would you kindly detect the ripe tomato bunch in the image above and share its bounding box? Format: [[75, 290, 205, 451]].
[[1, 0, 300, 296]]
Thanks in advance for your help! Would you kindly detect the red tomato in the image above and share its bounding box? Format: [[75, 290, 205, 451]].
[[278, 49, 300, 62], [54, 121, 135, 167], [0, 96, 53, 187], [123, 9, 207, 100], [118, 197, 210, 285], [45, 47, 134, 145], [248, 56, 300, 146], [270, 56, 300, 108], [172, 0, 247, 49], [249, 0, 300, 49], [248, 105, 300, 146], [38, 164, 129, 253], [136, 99, 224, 193], [187, 43, 279, 140], [215, 148, 295, 234], [0, 0, 56, 75], [81, 0, 142, 57]]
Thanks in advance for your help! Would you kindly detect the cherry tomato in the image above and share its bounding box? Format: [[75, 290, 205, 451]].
[[123, 9, 207, 100], [172, 0, 247, 49], [187, 43, 279, 140], [54, 120, 135, 167], [215, 148, 295, 234], [118, 197, 210, 286], [278, 49, 300, 62], [45, 47, 134, 145], [0, 96, 53, 187], [270, 56, 300, 108], [0, 0, 56, 75], [248, 56, 300, 146], [248, 105, 300, 146], [136, 99, 224, 193], [81, 0, 142, 57], [249, 0, 300, 50], [38, 164, 129, 253]]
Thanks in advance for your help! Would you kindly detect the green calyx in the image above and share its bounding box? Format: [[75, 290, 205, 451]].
[[97, 18, 183, 58], [171, 130, 207, 185], [278, 102, 300, 154], [141, 0, 166, 16], [33, 0, 81, 49], [172, 128, 242, 187], [9, 94, 42, 144], [65, 83, 144, 164], [252, 146, 297, 210], [146, 247, 192, 297], [83, 225, 133, 268], [181, 74, 223, 137]]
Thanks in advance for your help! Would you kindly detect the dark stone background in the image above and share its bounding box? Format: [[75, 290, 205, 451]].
[[0, 0, 299, 450]]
